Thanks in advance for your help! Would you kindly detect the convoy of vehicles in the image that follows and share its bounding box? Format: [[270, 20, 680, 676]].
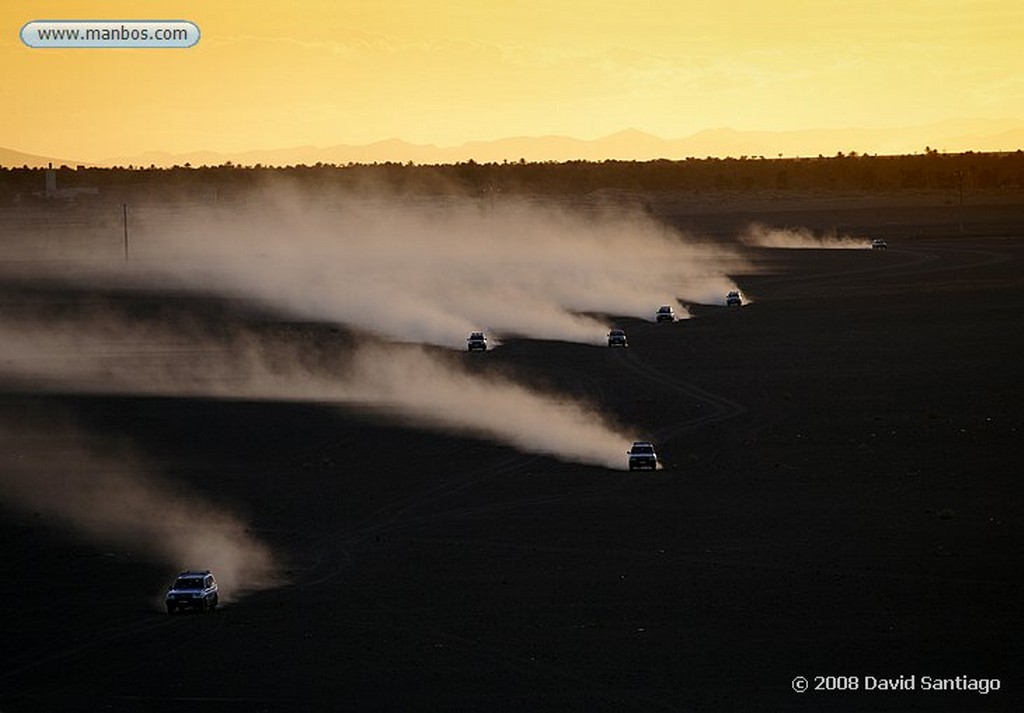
[[152, 289, 774, 607]]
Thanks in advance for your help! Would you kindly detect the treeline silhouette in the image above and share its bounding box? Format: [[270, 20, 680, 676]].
[[3, 151, 1022, 203]]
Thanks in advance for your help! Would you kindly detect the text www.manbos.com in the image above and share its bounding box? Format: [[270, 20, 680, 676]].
[[21, 21, 200, 48], [39, 25, 186, 41]]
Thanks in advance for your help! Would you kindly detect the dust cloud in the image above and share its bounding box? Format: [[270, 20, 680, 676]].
[[0, 409, 279, 602], [13, 190, 748, 347], [0, 189, 726, 610], [0, 309, 640, 469], [338, 343, 641, 469], [739, 223, 870, 249], [0, 190, 725, 477]]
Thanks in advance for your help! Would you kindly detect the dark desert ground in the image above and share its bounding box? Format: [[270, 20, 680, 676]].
[[0, 183, 1021, 712]]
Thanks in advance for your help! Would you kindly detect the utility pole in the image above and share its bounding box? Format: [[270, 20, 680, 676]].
[[953, 170, 965, 235], [122, 203, 129, 262]]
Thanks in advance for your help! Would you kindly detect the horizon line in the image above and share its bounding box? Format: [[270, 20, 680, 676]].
[[4, 117, 1023, 168]]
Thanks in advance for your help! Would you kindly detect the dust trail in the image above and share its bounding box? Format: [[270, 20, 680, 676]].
[[0, 308, 641, 469], [340, 343, 640, 468], [0, 408, 279, 603], [739, 223, 871, 249], [3, 189, 748, 347]]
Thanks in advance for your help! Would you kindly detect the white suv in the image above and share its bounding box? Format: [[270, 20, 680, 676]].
[[467, 331, 488, 352]]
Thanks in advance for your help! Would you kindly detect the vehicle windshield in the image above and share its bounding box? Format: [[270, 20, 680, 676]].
[[631, 445, 654, 454], [658, 307, 671, 313], [173, 578, 204, 590]]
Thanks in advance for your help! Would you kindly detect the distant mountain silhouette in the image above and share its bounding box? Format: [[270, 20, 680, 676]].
[[3, 119, 1021, 168], [0, 147, 87, 168]]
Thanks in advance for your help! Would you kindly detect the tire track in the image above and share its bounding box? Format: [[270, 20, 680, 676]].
[[613, 346, 746, 445], [748, 238, 1016, 300]]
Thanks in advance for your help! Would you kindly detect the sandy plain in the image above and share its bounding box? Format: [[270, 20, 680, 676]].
[[0, 189, 1020, 712]]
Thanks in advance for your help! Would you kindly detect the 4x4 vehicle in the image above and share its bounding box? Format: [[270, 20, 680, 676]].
[[871, 238, 888, 250], [655, 305, 675, 322], [725, 290, 742, 307], [467, 331, 487, 352], [607, 329, 628, 347], [165, 570, 219, 614], [627, 441, 658, 471]]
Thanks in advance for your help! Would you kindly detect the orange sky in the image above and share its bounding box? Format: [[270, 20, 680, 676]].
[[3, 1, 1023, 160]]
